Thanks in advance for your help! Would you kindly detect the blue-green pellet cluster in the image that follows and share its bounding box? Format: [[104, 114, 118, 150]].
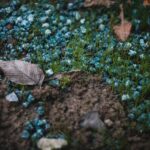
[[21, 118, 50, 140]]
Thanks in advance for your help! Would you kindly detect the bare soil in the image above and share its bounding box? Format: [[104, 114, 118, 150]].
[[0, 72, 149, 150]]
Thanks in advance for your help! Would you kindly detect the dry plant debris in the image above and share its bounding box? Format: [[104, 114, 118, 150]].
[[113, 4, 132, 41], [0, 60, 45, 85], [84, 0, 115, 8]]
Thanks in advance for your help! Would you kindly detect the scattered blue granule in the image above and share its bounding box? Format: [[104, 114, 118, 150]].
[[15, 89, 23, 98], [21, 130, 30, 139], [31, 128, 44, 140], [49, 79, 60, 87], [22, 93, 35, 108], [27, 94, 35, 103], [24, 121, 34, 131], [128, 113, 135, 120], [36, 106, 45, 116], [22, 101, 30, 108]]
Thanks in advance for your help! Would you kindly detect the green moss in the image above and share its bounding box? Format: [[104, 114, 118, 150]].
[[50, 61, 61, 74], [60, 76, 71, 89]]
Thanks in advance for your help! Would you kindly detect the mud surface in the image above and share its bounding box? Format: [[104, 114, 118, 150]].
[[0, 72, 149, 150]]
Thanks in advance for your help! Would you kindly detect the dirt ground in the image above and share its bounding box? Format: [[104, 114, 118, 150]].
[[0, 72, 149, 150]]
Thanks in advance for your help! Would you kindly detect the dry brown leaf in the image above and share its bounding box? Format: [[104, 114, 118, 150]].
[[113, 4, 132, 41], [84, 0, 115, 8], [143, 0, 150, 6], [0, 60, 45, 85], [113, 21, 132, 41]]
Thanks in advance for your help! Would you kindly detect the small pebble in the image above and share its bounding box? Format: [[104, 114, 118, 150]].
[[6, 92, 18, 102], [46, 68, 54, 76], [80, 111, 105, 130], [104, 119, 113, 127], [37, 138, 68, 150]]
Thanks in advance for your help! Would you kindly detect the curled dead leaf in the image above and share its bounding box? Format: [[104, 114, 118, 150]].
[[84, 0, 115, 8], [0, 60, 45, 85]]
